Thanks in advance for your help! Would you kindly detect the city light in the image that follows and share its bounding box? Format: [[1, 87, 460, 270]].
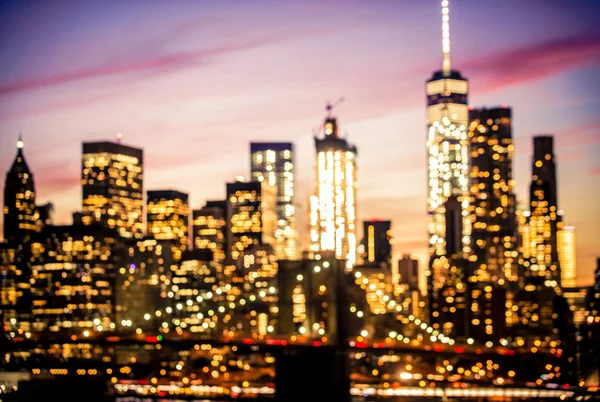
[[0, 2, 598, 401]]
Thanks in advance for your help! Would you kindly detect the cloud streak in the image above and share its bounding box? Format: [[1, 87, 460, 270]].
[[467, 33, 600, 95], [0, 28, 329, 97]]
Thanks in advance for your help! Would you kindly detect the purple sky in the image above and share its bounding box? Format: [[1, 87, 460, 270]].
[[1, 0, 599, 284]]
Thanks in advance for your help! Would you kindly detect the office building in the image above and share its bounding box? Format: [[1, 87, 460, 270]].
[[468, 107, 518, 283], [81, 141, 143, 238], [524, 136, 562, 286], [251, 142, 298, 260], [28, 224, 124, 333], [398, 254, 419, 290], [115, 238, 175, 331], [309, 108, 358, 269], [226, 180, 277, 261], [0, 242, 31, 333], [558, 226, 577, 288], [277, 253, 364, 340], [360, 220, 392, 267], [3, 137, 40, 245], [426, 0, 470, 261], [192, 200, 226, 264], [169, 249, 219, 335], [147, 190, 189, 260]]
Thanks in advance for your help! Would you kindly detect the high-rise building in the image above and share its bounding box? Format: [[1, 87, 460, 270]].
[[250, 142, 298, 260], [115, 238, 174, 331], [361, 220, 392, 267], [192, 200, 226, 264], [524, 136, 562, 287], [226, 180, 277, 261], [147, 190, 189, 260], [398, 254, 419, 290], [28, 224, 124, 333], [468, 107, 518, 283], [3, 137, 40, 245], [81, 141, 143, 239], [277, 253, 363, 340], [309, 108, 358, 269], [558, 226, 577, 288], [426, 0, 470, 261], [169, 249, 220, 335]]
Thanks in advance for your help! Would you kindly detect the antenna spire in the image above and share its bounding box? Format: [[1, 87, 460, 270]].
[[17, 133, 23, 149], [441, 0, 451, 76]]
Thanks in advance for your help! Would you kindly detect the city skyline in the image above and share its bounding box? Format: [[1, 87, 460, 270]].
[[1, 0, 599, 284]]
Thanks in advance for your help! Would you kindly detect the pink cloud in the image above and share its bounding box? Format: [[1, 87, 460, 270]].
[[589, 166, 600, 176], [0, 28, 330, 97], [467, 34, 600, 96]]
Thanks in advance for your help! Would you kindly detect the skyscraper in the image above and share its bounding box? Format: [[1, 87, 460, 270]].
[[361, 220, 392, 267], [147, 190, 189, 260], [525, 136, 562, 286], [3, 137, 40, 244], [81, 141, 143, 239], [29, 223, 123, 333], [398, 254, 420, 290], [192, 200, 226, 264], [309, 107, 358, 269], [226, 180, 277, 261], [426, 0, 470, 261], [250, 142, 298, 260], [558, 226, 577, 288], [468, 107, 518, 283]]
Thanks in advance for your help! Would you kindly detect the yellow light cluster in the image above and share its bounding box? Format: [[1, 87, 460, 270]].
[[309, 149, 357, 269]]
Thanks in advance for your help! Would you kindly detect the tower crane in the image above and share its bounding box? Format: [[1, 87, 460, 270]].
[[313, 97, 345, 136]]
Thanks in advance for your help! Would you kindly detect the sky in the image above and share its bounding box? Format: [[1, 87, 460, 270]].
[[0, 0, 599, 284]]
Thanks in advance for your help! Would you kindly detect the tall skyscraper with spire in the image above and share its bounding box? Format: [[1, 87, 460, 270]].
[[3, 136, 40, 244], [309, 105, 357, 269], [426, 0, 470, 289]]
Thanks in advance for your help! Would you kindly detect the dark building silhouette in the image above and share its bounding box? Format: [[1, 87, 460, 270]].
[[361, 220, 392, 267], [277, 253, 364, 341], [115, 238, 175, 331], [398, 254, 419, 290], [3, 137, 40, 245], [444, 195, 463, 258]]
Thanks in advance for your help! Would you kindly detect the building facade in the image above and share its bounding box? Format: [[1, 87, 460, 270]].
[[146, 190, 189, 260], [360, 220, 392, 267], [309, 112, 358, 269], [3, 137, 40, 245], [425, 0, 471, 303], [250, 142, 298, 260], [226, 180, 277, 261], [81, 141, 144, 239], [192, 200, 226, 264], [398, 254, 420, 291], [28, 224, 123, 334], [468, 107, 518, 284], [524, 136, 562, 287], [558, 226, 577, 288]]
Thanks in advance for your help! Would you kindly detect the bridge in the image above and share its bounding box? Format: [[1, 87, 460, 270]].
[[4, 330, 585, 402]]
